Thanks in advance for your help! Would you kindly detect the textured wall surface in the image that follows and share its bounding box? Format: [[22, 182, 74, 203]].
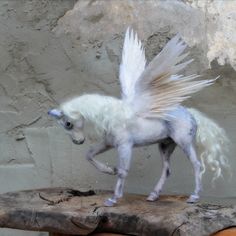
[[0, 0, 236, 235]]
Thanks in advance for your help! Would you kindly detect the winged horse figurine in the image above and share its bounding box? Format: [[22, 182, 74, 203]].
[[48, 28, 229, 206]]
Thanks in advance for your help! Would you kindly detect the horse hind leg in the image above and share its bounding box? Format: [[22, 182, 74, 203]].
[[177, 141, 202, 203], [170, 113, 202, 203], [147, 140, 176, 201], [185, 144, 202, 203]]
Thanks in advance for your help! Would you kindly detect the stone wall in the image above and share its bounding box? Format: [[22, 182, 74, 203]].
[[0, 1, 236, 235]]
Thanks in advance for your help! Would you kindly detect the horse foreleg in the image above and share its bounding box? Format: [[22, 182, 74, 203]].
[[86, 142, 117, 175], [104, 142, 133, 207], [147, 141, 176, 201]]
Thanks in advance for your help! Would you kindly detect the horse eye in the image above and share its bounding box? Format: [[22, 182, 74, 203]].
[[65, 121, 73, 130]]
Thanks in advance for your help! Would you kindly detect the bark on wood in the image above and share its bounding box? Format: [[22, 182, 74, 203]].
[[0, 188, 235, 236]]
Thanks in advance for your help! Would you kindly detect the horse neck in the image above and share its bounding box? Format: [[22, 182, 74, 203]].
[[76, 94, 132, 132]]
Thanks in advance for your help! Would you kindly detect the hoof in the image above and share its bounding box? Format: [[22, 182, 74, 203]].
[[147, 192, 159, 202], [113, 167, 118, 175], [104, 197, 117, 207], [106, 167, 117, 175], [187, 194, 199, 203], [115, 193, 123, 199]]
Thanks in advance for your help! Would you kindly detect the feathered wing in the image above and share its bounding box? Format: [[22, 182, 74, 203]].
[[130, 33, 216, 119], [119, 28, 146, 102]]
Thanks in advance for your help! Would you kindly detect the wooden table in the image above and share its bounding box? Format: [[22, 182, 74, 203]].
[[0, 188, 235, 236]]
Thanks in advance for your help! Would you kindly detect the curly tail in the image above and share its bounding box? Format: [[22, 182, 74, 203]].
[[188, 108, 230, 181]]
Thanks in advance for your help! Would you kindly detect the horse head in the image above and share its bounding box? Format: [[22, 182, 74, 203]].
[[48, 108, 85, 145]]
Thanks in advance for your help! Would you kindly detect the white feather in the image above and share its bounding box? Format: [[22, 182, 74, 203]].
[[119, 28, 146, 102], [129, 33, 216, 118]]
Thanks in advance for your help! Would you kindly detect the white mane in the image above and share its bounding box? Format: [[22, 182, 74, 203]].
[[60, 94, 134, 134]]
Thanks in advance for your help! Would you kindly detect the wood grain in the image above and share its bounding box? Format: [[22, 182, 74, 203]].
[[0, 188, 235, 235]]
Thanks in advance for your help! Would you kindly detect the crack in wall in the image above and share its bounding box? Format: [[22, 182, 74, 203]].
[[6, 116, 42, 136]]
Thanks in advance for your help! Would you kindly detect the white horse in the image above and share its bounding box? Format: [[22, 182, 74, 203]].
[[48, 29, 229, 207]]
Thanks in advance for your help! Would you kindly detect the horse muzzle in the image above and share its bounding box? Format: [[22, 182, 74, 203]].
[[72, 138, 85, 145]]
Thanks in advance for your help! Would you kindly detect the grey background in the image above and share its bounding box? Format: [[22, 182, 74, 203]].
[[0, 0, 236, 235]]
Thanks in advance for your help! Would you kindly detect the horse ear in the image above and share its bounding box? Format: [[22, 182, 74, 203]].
[[48, 109, 63, 119]]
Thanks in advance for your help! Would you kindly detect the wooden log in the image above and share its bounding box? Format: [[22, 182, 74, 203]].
[[213, 227, 236, 236], [0, 188, 235, 235], [49, 234, 72, 236], [49, 234, 127, 236], [49, 232, 128, 235]]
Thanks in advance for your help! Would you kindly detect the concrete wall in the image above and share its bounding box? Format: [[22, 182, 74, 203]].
[[0, 0, 236, 235]]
